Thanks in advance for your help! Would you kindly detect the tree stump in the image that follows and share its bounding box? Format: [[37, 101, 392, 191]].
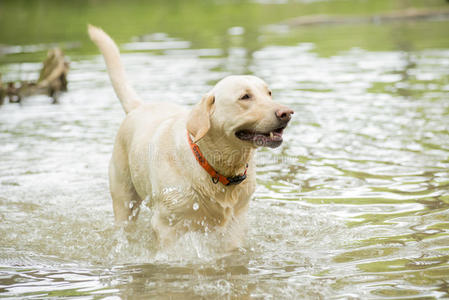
[[0, 48, 69, 105]]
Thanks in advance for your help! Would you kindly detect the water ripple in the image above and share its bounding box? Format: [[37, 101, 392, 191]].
[[0, 36, 448, 298]]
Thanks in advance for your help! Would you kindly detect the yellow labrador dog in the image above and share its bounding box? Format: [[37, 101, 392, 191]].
[[88, 25, 293, 249]]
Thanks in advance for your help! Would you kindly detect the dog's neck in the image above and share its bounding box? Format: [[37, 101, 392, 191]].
[[196, 133, 254, 178]]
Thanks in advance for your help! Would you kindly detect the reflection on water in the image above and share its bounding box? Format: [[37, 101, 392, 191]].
[[1, 3, 449, 299]]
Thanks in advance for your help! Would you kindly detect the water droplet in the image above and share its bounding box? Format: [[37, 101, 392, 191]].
[[193, 202, 199, 211], [168, 214, 175, 226]]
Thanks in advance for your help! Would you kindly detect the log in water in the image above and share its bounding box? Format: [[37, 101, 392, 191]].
[[0, 48, 69, 105]]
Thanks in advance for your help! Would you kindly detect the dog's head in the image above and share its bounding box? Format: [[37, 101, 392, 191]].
[[187, 75, 293, 148]]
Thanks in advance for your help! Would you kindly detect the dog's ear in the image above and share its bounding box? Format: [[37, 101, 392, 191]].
[[186, 93, 215, 143]]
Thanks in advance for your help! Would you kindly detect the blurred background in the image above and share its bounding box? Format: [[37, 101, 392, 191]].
[[1, 0, 448, 63], [0, 0, 448, 299]]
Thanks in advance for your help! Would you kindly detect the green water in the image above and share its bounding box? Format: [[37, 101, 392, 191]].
[[1, 0, 448, 299]]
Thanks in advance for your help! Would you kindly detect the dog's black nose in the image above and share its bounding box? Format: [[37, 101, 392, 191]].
[[275, 108, 294, 123]]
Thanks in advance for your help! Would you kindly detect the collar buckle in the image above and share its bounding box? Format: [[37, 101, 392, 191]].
[[225, 174, 247, 186]]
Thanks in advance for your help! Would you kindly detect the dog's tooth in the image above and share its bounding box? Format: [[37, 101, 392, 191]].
[[270, 132, 274, 139]]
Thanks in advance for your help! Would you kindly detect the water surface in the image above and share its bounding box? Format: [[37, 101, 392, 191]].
[[1, 0, 449, 298]]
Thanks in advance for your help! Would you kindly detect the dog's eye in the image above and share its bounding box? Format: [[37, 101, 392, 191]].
[[268, 90, 272, 96], [239, 94, 251, 100]]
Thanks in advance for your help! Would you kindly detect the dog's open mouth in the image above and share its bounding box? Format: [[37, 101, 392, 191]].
[[235, 126, 286, 148]]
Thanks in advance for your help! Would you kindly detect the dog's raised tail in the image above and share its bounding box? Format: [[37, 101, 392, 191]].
[[88, 24, 142, 114]]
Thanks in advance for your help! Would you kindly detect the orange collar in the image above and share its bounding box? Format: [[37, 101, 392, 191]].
[[187, 131, 248, 186]]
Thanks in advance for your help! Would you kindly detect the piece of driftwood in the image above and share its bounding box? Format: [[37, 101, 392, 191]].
[[285, 8, 449, 27], [0, 48, 69, 105], [0, 75, 5, 105]]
